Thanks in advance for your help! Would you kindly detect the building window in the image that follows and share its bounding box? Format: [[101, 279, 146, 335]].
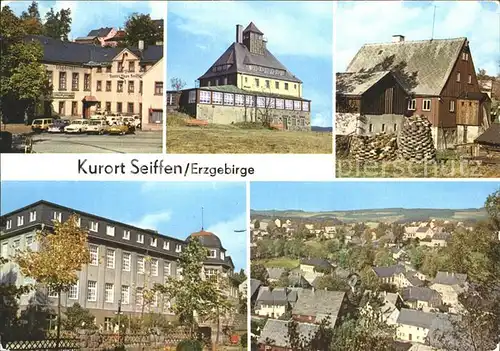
[[53, 212, 62, 222], [106, 249, 115, 269], [106, 225, 115, 237], [137, 234, 144, 243], [154, 82, 163, 95], [187, 90, 195, 103], [128, 61, 135, 72], [382, 124, 386, 132], [117, 62, 123, 73], [137, 256, 145, 274], [105, 102, 111, 112], [275, 81, 279, 89], [164, 262, 171, 277], [266, 97, 275, 109], [139, 81, 143, 93], [96, 67, 102, 73], [72, 73, 79, 91], [117, 102, 122, 113], [284, 83, 289, 90], [276, 99, 284, 109], [450, 100, 455, 112], [224, 93, 234, 105], [456, 72, 461, 82], [265, 80, 270, 88], [106, 66, 111, 73], [58, 101, 65, 115], [106, 81, 111, 92], [462, 52, 469, 61], [175, 244, 182, 253], [48, 287, 58, 298], [408, 99, 416, 110], [215, 78, 219, 86], [123, 230, 130, 240], [468, 75, 472, 84], [151, 259, 159, 276], [71, 101, 78, 116], [302, 101, 309, 112], [285, 100, 293, 110], [84, 74, 91, 91], [96, 81, 102, 91], [200, 91, 211, 104], [127, 102, 134, 113], [105, 283, 114, 303], [128, 81, 134, 93], [207, 249, 217, 258], [26, 235, 34, 249], [68, 281, 78, 300], [235, 94, 244, 106], [205, 269, 217, 279], [17, 215, 24, 226], [122, 252, 131, 271], [422, 99, 431, 111], [87, 281, 97, 302], [293, 101, 301, 110], [255, 78, 260, 87], [163, 241, 170, 250], [256, 96, 265, 108], [121, 285, 130, 304], [213, 92, 223, 105], [369, 124, 373, 133], [245, 95, 254, 107], [89, 245, 98, 266], [121, 285, 130, 305], [1, 243, 8, 258], [149, 109, 163, 124], [136, 287, 143, 306], [117, 81, 124, 93], [394, 124, 398, 131], [139, 65, 146, 72], [59, 72, 67, 91], [12, 240, 20, 254], [150, 237, 157, 247]]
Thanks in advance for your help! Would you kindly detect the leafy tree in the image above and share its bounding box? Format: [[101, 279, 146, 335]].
[[20, 1, 43, 35], [485, 190, 500, 231], [171, 78, 186, 91], [251, 263, 268, 283], [374, 248, 394, 267], [43, 7, 72, 41], [63, 303, 96, 332], [14, 215, 91, 347], [407, 246, 425, 270], [123, 13, 162, 47], [314, 275, 349, 292]]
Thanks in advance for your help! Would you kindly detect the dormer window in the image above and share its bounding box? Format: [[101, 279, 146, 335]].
[[220, 252, 225, 260], [150, 237, 157, 247], [208, 249, 217, 258], [123, 230, 130, 240], [175, 244, 182, 253], [53, 212, 62, 222], [30, 211, 36, 222], [17, 216, 24, 226], [163, 241, 170, 250], [6, 220, 12, 230], [137, 234, 144, 244], [106, 226, 115, 237], [90, 221, 99, 232]]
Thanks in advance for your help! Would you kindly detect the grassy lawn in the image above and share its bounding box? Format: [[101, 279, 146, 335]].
[[253, 257, 300, 269], [336, 158, 500, 178], [166, 116, 332, 153]]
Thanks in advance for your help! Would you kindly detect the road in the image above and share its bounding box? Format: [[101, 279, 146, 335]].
[[30, 131, 162, 153]]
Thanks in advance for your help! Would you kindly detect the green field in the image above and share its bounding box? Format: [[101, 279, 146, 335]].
[[253, 257, 300, 269]]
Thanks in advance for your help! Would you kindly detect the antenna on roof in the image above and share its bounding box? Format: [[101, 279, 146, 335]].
[[431, 5, 437, 40], [201, 207, 204, 230]]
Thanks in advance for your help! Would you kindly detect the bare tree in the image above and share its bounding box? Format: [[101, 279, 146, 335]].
[[170, 78, 186, 91]]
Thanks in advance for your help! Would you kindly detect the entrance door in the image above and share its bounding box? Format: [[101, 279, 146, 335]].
[[283, 117, 288, 130]]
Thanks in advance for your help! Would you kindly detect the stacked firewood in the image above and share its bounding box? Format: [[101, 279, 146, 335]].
[[350, 133, 398, 161], [398, 115, 437, 162]]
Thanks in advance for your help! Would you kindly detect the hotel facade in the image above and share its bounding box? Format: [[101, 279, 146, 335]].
[[0, 201, 237, 327], [29, 35, 164, 131]]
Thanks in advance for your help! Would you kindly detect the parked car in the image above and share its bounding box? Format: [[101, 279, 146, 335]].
[[31, 118, 54, 132], [90, 111, 106, 120], [106, 114, 122, 126], [64, 119, 89, 133], [86, 120, 108, 134], [47, 119, 70, 133], [108, 122, 134, 135], [123, 115, 142, 129]]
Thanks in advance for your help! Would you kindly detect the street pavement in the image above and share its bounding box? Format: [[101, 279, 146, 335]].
[[31, 131, 162, 153]]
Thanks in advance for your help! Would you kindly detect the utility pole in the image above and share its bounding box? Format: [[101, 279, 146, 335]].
[[115, 299, 123, 347], [431, 5, 437, 40]]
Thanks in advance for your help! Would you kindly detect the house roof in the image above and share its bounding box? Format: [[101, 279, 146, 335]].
[[255, 287, 288, 307], [300, 257, 332, 270], [416, 226, 430, 233], [396, 308, 436, 329], [266, 267, 286, 280], [87, 27, 114, 37], [250, 279, 262, 298], [402, 287, 440, 302], [346, 37, 467, 95], [244, 22, 264, 35], [336, 71, 409, 96], [372, 264, 405, 278], [292, 289, 345, 327], [198, 29, 302, 83], [431, 271, 467, 286], [257, 319, 319, 348], [475, 123, 500, 146]]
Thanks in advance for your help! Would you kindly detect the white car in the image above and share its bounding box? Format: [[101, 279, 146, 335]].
[[86, 120, 108, 134], [64, 119, 89, 133], [106, 114, 122, 126]]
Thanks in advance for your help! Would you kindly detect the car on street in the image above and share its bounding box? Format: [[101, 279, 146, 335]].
[[64, 119, 89, 133], [86, 120, 108, 135], [123, 115, 142, 129], [31, 118, 54, 132], [47, 119, 70, 133], [106, 114, 122, 126], [108, 122, 135, 135]]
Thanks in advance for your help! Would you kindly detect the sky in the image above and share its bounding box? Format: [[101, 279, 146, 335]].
[[336, 0, 500, 75], [3, 1, 166, 39], [167, 1, 334, 128], [251, 182, 500, 211], [1, 182, 247, 271]]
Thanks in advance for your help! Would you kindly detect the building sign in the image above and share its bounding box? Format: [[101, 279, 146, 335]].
[[52, 92, 76, 99], [109, 74, 143, 79]]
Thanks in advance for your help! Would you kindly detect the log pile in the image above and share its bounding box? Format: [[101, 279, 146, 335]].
[[350, 133, 398, 161], [398, 115, 437, 162]]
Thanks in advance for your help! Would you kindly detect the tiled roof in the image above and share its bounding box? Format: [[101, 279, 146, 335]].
[[337, 71, 409, 96], [250, 279, 262, 298], [396, 308, 436, 329], [292, 289, 345, 327], [243, 22, 264, 35], [87, 27, 114, 37], [431, 271, 467, 286], [257, 319, 319, 348], [402, 287, 440, 302], [372, 264, 405, 278], [300, 257, 332, 270], [266, 267, 285, 280], [346, 37, 467, 95]]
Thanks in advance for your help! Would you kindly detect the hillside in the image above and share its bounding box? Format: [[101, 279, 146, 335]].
[[250, 207, 488, 224]]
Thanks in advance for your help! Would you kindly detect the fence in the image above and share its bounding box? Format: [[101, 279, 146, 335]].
[[5, 338, 80, 350]]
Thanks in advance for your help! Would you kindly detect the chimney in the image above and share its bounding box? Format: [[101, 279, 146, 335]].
[[392, 35, 405, 43], [138, 40, 144, 51], [236, 24, 243, 44]]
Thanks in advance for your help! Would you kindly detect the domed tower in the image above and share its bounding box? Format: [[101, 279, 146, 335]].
[[187, 229, 234, 276]]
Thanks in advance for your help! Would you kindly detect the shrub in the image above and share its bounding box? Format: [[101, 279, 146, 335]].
[[240, 333, 248, 347], [176, 339, 203, 351]]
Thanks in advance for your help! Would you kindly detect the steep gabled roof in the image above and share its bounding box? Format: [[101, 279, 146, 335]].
[[396, 309, 436, 328], [244, 22, 264, 35], [87, 27, 114, 37], [346, 37, 467, 95], [292, 289, 345, 327], [257, 320, 319, 348], [475, 123, 500, 146], [432, 271, 467, 286], [336, 71, 409, 96], [373, 264, 405, 278]]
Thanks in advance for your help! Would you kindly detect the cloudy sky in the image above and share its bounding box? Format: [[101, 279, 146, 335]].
[[1, 182, 247, 270], [167, 1, 334, 128], [3, 1, 166, 39], [251, 181, 500, 211], [337, 0, 499, 75]]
